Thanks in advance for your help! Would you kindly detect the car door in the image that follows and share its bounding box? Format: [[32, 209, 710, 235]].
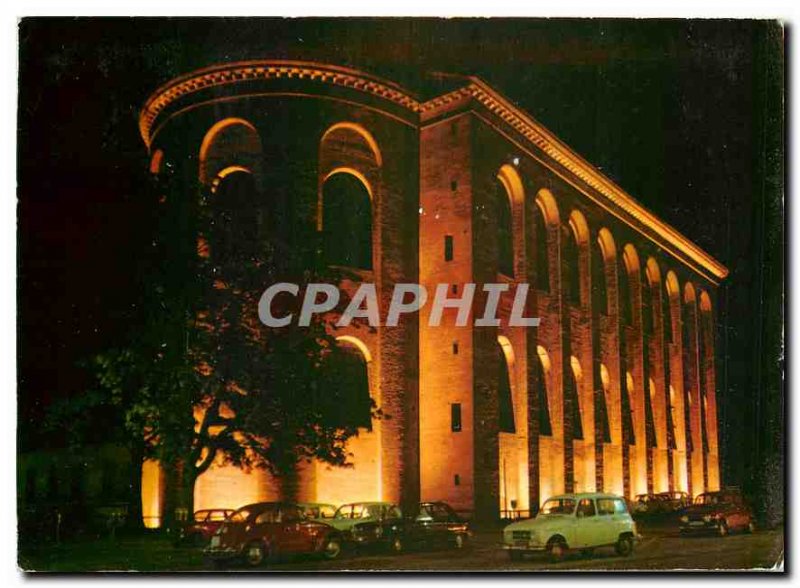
[[278, 505, 314, 554], [575, 498, 604, 548], [252, 507, 280, 550], [406, 504, 431, 544], [430, 502, 458, 545], [595, 498, 619, 545]]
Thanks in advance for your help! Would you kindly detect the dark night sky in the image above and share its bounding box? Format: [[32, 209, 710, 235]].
[[17, 18, 783, 503]]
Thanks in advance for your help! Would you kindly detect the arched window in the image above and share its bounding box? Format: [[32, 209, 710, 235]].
[[643, 258, 661, 336], [325, 339, 372, 430], [210, 169, 260, 265], [569, 356, 584, 440], [682, 283, 698, 453], [495, 181, 514, 277], [536, 346, 553, 436], [498, 338, 516, 433], [199, 118, 263, 185], [534, 205, 550, 291], [642, 276, 653, 335], [646, 379, 658, 447], [620, 245, 640, 326], [564, 225, 580, 305], [622, 372, 636, 444], [592, 238, 608, 315], [619, 264, 632, 325], [699, 291, 714, 452], [321, 172, 373, 270], [662, 284, 674, 342], [665, 271, 681, 344], [598, 365, 612, 443], [534, 189, 560, 292]]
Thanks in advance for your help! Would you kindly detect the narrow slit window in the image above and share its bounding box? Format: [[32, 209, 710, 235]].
[[444, 235, 454, 262], [451, 403, 462, 432]]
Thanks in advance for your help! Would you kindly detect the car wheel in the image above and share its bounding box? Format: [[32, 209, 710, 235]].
[[747, 521, 756, 534], [547, 538, 567, 563], [390, 536, 404, 553], [717, 521, 729, 537], [322, 536, 342, 560], [615, 535, 634, 557], [454, 534, 466, 549], [245, 541, 266, 567]]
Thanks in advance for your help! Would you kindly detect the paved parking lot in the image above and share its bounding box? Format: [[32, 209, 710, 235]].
[[21, 520, 783, 572]]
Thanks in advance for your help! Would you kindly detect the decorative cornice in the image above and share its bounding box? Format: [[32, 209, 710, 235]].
[[139, 60, 421, 148], [418, 86, 473, 115], [140, 60, 728, 283], [448, 79, 729, 282]]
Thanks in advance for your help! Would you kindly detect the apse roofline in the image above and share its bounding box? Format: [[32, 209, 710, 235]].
[[138, 59, 421, 148]]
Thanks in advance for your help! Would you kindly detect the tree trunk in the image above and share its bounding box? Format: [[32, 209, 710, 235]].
[[161, 459, 195, 532], [181, 469, 196, 522], [278, 461, 301, 502]]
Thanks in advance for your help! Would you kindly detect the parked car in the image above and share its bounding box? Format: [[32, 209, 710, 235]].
[[297, 502, 337, 522], [679, 490, 755, 536], [327, 501, 404, 551], [176, 509, 235, 546], [204, 502, 343, 567], [656, 491, 690, 512], [632, 493, 671, 515], [502, 493, 637, 562], [400, 501, 472, 550]]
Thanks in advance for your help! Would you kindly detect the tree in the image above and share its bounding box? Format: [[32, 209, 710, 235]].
[[110, 166, 378, 528]]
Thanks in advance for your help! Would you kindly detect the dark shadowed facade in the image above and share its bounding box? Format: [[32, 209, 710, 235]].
[[139, 60, 727, 526]]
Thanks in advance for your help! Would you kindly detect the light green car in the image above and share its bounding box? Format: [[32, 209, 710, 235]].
[[502, 493, 637, 562]]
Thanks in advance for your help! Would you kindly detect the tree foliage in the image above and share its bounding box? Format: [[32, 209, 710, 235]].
[[61, 164, 380, 520]]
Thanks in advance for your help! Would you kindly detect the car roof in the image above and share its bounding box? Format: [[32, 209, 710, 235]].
[[297, 502, 336, 508], [236, 502, 302, 511], [545, 493, 624, 500], [337, 501, 396, 507]]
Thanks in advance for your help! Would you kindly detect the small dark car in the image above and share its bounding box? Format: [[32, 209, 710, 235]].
[[679, 490, 755, 536], [204, 502, 343, 567], [400, 501, 472, 550], [656, 491, 690, 512], [327, 502, 404, 551], [176, 509, 235, 546]]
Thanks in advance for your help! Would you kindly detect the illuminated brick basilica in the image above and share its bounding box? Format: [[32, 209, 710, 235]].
[[139, 60, 727, 525]]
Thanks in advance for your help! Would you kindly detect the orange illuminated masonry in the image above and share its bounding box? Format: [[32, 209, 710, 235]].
[[140, 60, 727, 284], [139, 58, 727, 526], [258, 282, 540, 328]]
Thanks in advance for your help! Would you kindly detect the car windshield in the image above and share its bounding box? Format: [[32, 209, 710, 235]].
[[228, 506, 259, 522], [540, 498, 576, 515], [694, 493, 725, 506]]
